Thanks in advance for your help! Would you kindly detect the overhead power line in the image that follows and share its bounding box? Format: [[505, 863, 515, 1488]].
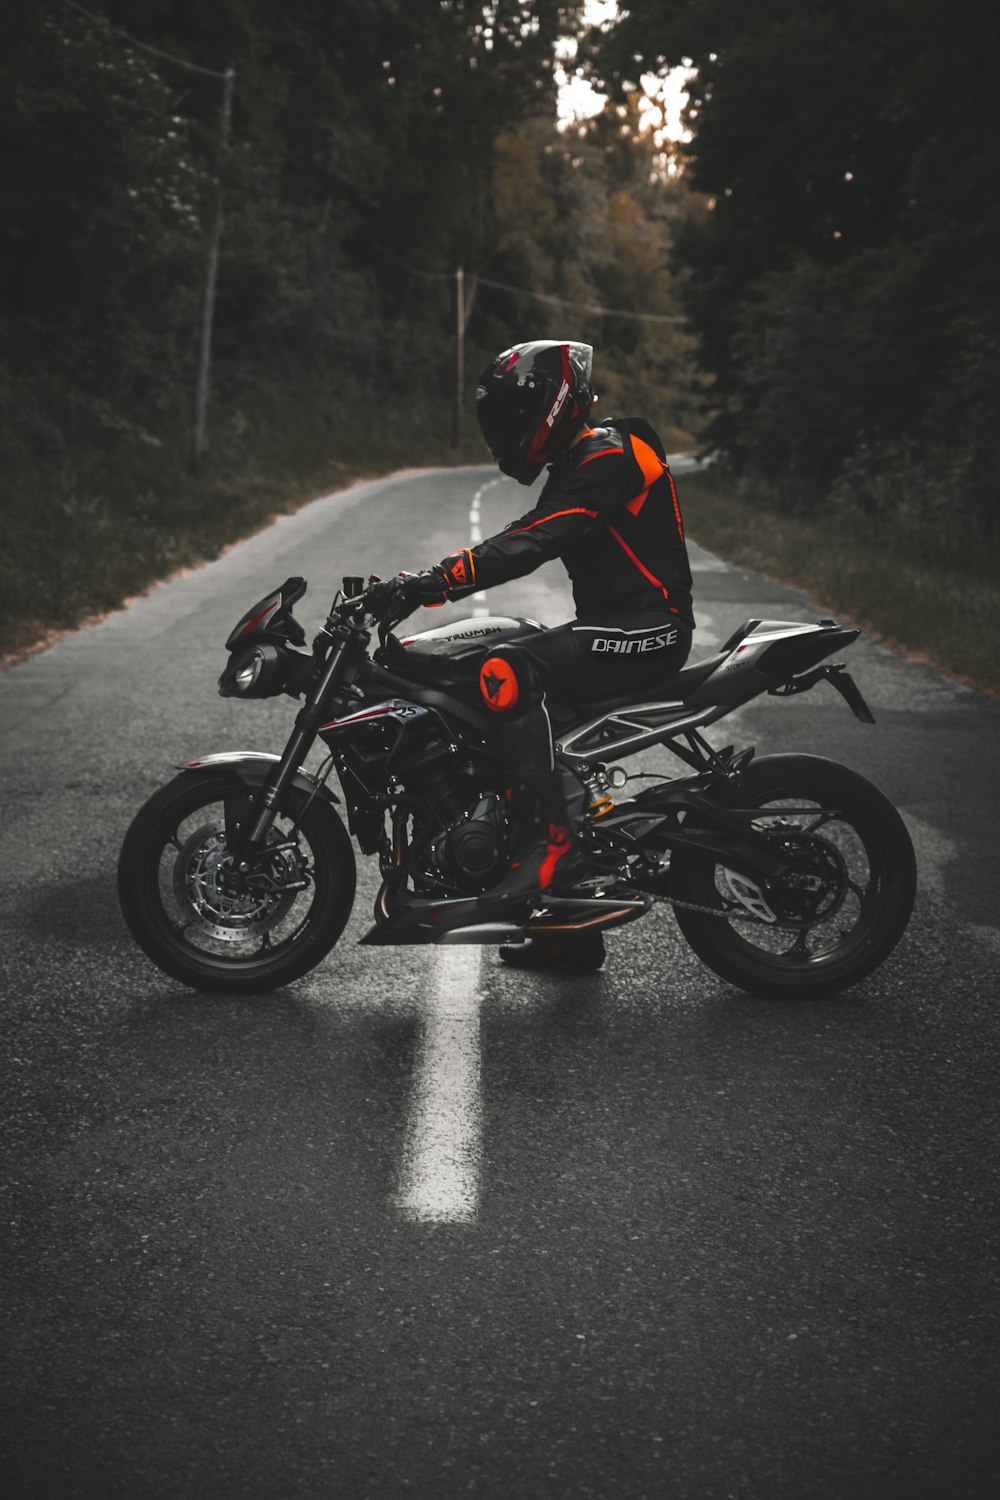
[[364, 240, 685, 325], [60, 0, 230, 79], [476, 274, 685, 325]]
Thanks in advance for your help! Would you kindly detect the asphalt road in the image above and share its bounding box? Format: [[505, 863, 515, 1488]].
[[2, 464, 999, 1500]]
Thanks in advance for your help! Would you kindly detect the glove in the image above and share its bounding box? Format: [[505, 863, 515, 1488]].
[[439, 548, 477, 597], [366, 569, 448, 620]]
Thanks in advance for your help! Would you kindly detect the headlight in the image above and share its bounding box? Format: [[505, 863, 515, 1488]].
[[219, 644, 284, 698], [218, 645, 313, 699], [235, 656, 261, 692]]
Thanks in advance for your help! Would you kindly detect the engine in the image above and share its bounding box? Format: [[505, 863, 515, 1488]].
[[427, 793, 510, 894]]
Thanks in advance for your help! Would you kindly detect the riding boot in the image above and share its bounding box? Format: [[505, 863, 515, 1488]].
[[479, 762, 583, 909], [499, 929, 607, 973]]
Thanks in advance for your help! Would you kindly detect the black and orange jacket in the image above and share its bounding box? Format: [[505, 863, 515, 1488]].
[[441, 418, 694, 626]]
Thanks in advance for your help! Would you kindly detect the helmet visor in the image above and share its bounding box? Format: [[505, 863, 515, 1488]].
[[476, 380, 542, 463]]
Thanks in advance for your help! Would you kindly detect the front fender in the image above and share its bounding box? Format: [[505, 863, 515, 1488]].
[[178, 751, 340, 804]]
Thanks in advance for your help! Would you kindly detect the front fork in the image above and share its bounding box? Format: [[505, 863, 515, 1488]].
[[237, 621, 366, 853]]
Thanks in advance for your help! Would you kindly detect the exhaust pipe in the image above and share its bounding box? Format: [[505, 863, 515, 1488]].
[[437, 923, 528, 945]]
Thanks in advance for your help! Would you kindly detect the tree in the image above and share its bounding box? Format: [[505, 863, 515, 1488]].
[[590, 0, 1000, 530], [1, 1, 205, 461]]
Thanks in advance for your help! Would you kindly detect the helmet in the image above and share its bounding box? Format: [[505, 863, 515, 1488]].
[[475, 340, 595, 484]]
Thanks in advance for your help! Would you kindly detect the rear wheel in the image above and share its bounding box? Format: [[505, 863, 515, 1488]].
[[669, 754, 916, 996], [118, 771, 356, 994]]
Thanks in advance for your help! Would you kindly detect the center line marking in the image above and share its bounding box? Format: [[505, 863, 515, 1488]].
[[469, 475, 506, 619], [396, 475, 510, 1221], [396, 946, 483, 1223]]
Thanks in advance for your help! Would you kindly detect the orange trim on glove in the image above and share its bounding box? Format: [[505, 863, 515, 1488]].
[[442, 548, 476, 590]]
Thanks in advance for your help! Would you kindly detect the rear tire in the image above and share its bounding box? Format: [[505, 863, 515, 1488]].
[[118, 771, 356, 994], [669, 754, 916, 996]]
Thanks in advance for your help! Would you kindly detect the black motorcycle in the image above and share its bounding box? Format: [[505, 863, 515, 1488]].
[[117, 575, 916, 996]]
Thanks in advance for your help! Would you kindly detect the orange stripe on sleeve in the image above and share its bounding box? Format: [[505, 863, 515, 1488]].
[[508, 506, 599, 535]]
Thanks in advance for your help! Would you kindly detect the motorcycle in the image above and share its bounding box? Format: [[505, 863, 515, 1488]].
[[117, 574, 916, 996]]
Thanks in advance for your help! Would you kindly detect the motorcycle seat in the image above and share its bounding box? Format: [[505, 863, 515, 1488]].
[[549, 650, 729, 727]]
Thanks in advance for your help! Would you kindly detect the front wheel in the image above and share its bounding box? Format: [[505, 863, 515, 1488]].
[[669, 754, 916, 996], [118, 771, 357, 994]]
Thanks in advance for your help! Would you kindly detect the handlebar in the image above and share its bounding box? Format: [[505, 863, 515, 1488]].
[[326, 576, 412, 648]]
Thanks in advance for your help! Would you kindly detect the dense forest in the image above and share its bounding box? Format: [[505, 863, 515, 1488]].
[[1, 0, 997, 652], [593, 0, 1000, 541]]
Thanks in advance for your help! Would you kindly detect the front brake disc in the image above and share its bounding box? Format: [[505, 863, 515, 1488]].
[[172, 822, 300, 942]]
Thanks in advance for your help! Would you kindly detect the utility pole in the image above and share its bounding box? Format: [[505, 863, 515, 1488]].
[[453, 265, 465, 449], [193, 66, 235, 466]]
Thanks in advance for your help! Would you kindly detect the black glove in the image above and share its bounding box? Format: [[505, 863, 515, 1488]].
[[439, 548, 477, 597], [366, 569, 448, 621]]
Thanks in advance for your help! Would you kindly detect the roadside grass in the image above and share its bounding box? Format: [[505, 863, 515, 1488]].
[[0, 379, 483, 665], [681, 469, 1000, 695]]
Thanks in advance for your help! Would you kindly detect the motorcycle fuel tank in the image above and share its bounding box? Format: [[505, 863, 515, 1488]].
[[396, 615, 541, 668]]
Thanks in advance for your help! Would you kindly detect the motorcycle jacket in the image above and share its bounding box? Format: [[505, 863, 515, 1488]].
[[439, 418, 694, 627]]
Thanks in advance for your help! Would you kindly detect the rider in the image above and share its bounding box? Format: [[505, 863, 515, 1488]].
[[371, 339, 695, 972]]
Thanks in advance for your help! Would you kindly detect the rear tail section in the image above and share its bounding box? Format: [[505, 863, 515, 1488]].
[[683, 619, 861, 712]]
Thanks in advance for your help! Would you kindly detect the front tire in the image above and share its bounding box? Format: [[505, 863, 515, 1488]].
[[118, 771, 356, 994], [669, 754, 916, 996]]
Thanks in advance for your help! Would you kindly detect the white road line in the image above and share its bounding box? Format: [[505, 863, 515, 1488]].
[[470, 476, 507, 619], [396, 946, 483, 1223], [396, 473, 506, 1221]]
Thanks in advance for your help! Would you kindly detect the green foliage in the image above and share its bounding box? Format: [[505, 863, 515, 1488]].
[[1, 3, 206, 468], [592, 0, 1000, 536]]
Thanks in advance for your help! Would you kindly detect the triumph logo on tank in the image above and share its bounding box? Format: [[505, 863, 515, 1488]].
[[590, 629, 678, 654]]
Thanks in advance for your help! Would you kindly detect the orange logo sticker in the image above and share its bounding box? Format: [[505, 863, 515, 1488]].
[[479, 656, 519, 712]]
